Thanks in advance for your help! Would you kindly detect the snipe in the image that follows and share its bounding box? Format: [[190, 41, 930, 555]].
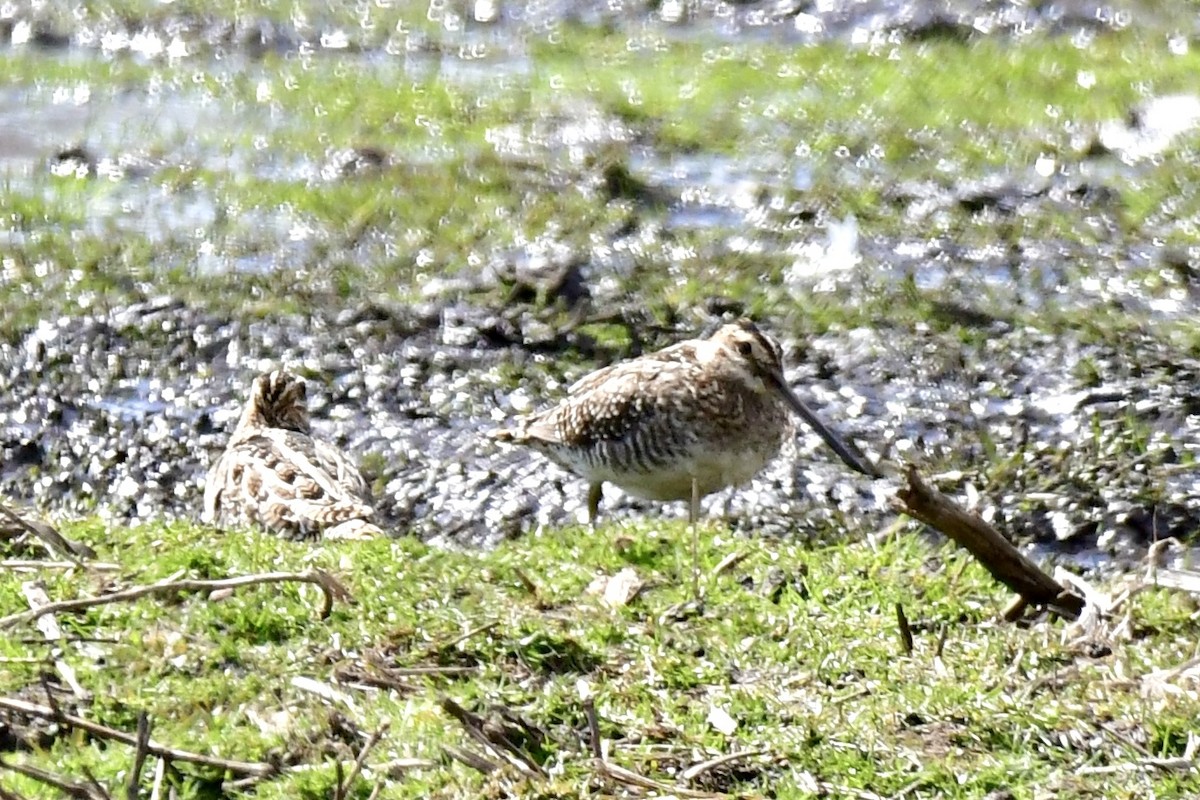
[[492, 319, 879, 597], [203, 370, 382, 541]]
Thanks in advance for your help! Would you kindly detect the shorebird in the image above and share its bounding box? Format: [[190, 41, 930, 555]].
[[203, 370, 383, 541], [491, 318, 880, 597]]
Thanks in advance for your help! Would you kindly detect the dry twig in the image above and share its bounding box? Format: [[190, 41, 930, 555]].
[[680, 749, 768, 782], [419, 622, 498, 661], [21, 581, 88, 699], [895, 602, 913, 655], [441, 744, 498, 774], [0, 560, 119, 572], [892, 465, 1084, 619], [0, 697, 277, 778], [0, 757, 105, 799], [439, 698, 545, 777], [0, 502, 96, 560], [0, 569, 349, 630], [126, 712, 151, 800], [335, 724, 389, 799], [710, 550, 748, 578]]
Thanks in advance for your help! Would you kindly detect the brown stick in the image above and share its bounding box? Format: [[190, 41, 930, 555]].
[[337, 724, 389, 798], [0, 501, 96, 560], [0, 569, 349, 630], [895, 603, 913, 655], [0, 757, 102, 799], [126, 712, 151, 800], [584, 698, 603, 761], [439, 698, 545, 777], [442, 744, 498, 774], [892, 466, 1084, 619], [78, 767, 110, 800], [0, 697, 277, 777], [418, 622, 498, 661]]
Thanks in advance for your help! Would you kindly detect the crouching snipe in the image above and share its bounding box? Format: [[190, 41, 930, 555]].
[[203, 370, 382, 541]]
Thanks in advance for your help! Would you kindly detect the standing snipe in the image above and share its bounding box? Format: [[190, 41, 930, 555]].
[[492, 318, 879, 596], [203, 370, 383, 541]]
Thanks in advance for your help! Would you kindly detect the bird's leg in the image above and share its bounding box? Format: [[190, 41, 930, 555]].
[[587, 482, 602, 530], [690, 476, 700, 602]]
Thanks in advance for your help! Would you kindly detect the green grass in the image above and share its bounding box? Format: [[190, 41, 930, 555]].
[[1, 517, 1198, 797]]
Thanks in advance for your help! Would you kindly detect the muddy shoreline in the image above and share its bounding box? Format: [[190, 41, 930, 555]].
[[0, 291, 1194, 556]]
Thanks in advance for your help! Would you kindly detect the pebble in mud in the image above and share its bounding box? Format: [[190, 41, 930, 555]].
[[1, 296, 1197, 558]]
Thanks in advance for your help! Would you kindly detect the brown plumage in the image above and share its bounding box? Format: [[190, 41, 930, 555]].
[[491, 319, 879, 596], [203, 370, 382, 541]]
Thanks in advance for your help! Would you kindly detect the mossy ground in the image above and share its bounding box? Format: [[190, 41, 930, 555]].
[[2, 517, 1200, 798]]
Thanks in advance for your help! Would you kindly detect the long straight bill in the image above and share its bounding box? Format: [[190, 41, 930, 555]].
[[770, 374, 881, 478]]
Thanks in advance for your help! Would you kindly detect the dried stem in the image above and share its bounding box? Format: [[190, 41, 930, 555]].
[[337, 724, 389, 798], [0, 697, 277, 778], [895, 602, 914, 656], [126, 712, 151, 800], [0, 569, 350, 630], [892, 465, 1084, 619], [0, 757, 103, 799], [0, 502, 95, 560]]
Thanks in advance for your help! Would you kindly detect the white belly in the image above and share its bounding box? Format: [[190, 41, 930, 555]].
[[588, 446, 775, 502]]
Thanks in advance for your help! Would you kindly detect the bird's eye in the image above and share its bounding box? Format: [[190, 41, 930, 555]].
[[736, 341, 753, 356]]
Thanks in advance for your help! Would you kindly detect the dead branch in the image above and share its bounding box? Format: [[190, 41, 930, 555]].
[[680, 749, 768, 782], [333, 761, 344, 800], [1075, 757, 1197, 776], [892, 465, 1085, 619], [512, 568, 542, 602], [21, 581, 88, 700], [0, 569, 350, 630], [149, 758, 166, 800], [441, 744, 498, 774], [711, 550, 748, 578], [0, 757, 104, 799], [895, 602, 913, 656], [419, 622, 498, 661], [336, 724, 389, 799], [600, 761, 730, 799], [0, 697, 277, 778], [335, 653, 480, 696], [0, 502, 96, 560], [583, 697, 602, 761], [78, 767, 111, 800], [584, 700, 732, 798], [126, 712, 151, 800], [439, 698, 545, 777], [0, 560, 120, 572], [291, 676, 360, 713]]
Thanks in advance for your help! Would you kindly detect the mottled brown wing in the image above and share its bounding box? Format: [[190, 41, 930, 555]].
[[203, 429, 374, 539], [202, 448, 239, 526], [537, 356, 705, 448], [564, 340, 700, 396], [310, 437, 372, 501]]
